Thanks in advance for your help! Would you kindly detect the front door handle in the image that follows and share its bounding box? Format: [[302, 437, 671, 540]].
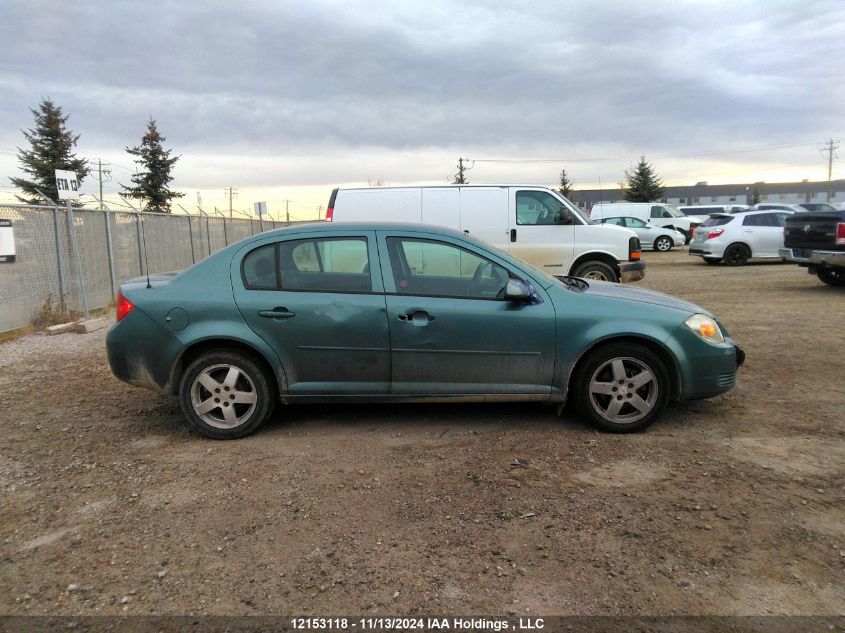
[[510, 228, 517, 242], [398, 311, 436, 325], [258, 307, 295, 319]]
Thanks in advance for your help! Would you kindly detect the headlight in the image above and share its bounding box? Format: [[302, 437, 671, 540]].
[[684, 313, 725, 343]]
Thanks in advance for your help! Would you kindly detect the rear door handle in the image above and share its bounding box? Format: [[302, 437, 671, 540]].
[[258, 307, 295, 319]]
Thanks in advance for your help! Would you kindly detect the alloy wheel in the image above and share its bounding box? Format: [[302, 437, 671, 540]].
[[588, 357, 658, 424], [190, 363, 258, 429]]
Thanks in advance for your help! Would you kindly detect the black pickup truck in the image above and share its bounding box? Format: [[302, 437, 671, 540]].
[[779, 210, 845, 286]]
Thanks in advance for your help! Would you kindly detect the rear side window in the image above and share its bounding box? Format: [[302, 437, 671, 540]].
[[701, 216, 734, 227], [242, 238, 371, 293], [743, 213, 781, 227], [242, 244, 278, 289], [280, 238, 371, 293]]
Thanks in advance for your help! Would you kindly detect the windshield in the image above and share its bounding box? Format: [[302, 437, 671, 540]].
[[663, 204, 686, 218]]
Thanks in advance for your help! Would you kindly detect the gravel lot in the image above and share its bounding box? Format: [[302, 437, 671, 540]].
[[1, 249, 843, 617]]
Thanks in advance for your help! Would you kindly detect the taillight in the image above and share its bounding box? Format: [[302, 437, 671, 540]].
[[116, 291, 134, 322], [628, 237, 641, 261], [325, 207, 333, 222], [706, 228, 724, 240], [837, 222, 845, 245]]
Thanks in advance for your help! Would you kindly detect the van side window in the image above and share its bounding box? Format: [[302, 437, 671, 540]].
[[516, 191, 575, 226]]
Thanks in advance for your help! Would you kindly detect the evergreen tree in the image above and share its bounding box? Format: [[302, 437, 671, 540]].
[[10, 98, 89, 204], [121, 118, 184, 213], [557, 169, 574, 199], [623, 156, 664, 202], [750, 185, 762, 205]]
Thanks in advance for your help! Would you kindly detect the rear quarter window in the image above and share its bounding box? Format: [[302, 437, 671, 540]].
[[242, 244, 278, 289]]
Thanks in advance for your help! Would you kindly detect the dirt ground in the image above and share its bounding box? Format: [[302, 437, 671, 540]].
[[0, 249, 843, 617]]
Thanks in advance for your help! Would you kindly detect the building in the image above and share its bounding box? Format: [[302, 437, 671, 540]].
[[570, 179, 845, 211]]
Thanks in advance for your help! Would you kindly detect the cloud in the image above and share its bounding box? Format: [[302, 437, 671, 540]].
[[1, 0, 843, 201]]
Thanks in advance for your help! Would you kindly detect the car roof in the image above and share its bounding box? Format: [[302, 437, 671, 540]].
[[254, 221, 474, 240], [715, 209, 793, 217]]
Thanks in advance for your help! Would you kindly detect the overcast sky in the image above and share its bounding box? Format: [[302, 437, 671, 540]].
[[1, 0, 843, 217]]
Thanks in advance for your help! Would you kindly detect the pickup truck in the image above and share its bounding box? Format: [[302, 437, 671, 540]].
[[779, 210, 845, 286]]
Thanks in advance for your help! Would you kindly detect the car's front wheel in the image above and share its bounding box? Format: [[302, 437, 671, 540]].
[[654, 236, 673, 252], [179, 350, 274, 439], [573, 343, 670, 433], [817, 268, 845, 286]]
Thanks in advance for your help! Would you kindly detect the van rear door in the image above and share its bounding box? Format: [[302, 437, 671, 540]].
[[507, 188, 575, 273]]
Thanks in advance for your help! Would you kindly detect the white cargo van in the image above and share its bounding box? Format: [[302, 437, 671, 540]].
[[590, 202, 705, 243], [327, 185, 645, 283]]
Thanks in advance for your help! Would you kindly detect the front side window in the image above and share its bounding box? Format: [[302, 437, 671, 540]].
[[386, 237, 510, 300], [627, 217, 648, 228], [516, 191, 575, 225]]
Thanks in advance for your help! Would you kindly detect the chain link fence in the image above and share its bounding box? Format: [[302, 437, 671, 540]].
[[0, 204, 311, 334]]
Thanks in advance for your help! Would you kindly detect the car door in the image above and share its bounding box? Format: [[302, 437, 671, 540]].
[[507, 188, 576, 274], [232, 230, 391, 395], [741, 213, 781, 256], [377, 231, 556, 396], [624, 217, 656, 248]]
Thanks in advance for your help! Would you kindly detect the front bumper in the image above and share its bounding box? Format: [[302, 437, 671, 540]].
[[779, 247, 845, 268], [619, 261, 646, 283]]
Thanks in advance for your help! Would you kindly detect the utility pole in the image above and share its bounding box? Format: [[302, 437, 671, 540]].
[[453, 157, 470, 184], [823, 138, 840, 202], [96, 159, 111, 210], [225, 187, 238, 217], [285, 199, 290, 225]]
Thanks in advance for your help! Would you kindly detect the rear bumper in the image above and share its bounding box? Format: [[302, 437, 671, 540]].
[[106, 309, 182, 393], [779, 247, 845, 268], [619, 261, 646, 283]]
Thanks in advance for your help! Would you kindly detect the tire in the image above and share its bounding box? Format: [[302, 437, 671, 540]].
[[654, 236, 673, 252], [572, 260, 618, 283], [817, 268, 845, 286], [573, 343, 670, 433], [179, 350, 275, 439], [703, 257, 721, 265], [723, 243, 750, 266]]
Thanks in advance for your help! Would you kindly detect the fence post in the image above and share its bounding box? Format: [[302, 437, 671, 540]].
[[51, 205, 66, 311], [206, 216, 212, 256], [259, 214, 264, 233], [187, 216, 196, 264], [103, 210, 117, 300], [135, 212, 144, 275], [249, 219, 255, 236], [67, 201, 89, 318], [223, 217, 229, 246]]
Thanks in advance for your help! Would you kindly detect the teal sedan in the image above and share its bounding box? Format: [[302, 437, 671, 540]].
[[107, 223, 744, 439]]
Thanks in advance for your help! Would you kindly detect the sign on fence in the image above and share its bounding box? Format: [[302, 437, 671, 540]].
[[0, 219, 14, 263], [55, 170, 80, 200], [253, 201, 267, 216]]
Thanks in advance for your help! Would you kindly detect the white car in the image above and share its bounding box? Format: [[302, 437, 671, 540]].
[[596, 216, 686, 252], [590, 202, 705, 243], [689, 210, 794, 265]]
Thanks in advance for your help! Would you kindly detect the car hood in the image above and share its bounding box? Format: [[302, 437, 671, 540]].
[[579, 280, 707, 315]]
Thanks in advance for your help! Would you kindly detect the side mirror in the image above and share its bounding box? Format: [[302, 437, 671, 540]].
[[504, 279, 531, 302]]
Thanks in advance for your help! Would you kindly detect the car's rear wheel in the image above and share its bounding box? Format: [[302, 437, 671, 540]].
[[573, 343, 669, 433], [572, 260, 618, 283], [723, 244, 750, 266], [703, 257, 721, 264], [817, 268, 845, 286], [179, 351, 274, 439], [654, 236, 673, 252]]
